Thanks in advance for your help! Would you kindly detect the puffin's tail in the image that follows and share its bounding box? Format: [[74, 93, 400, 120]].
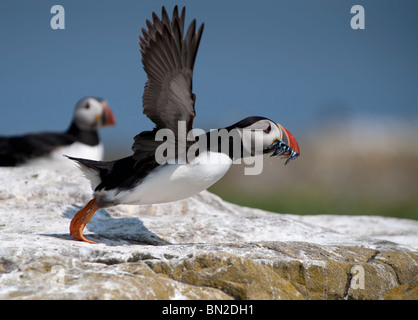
[[65, 155, 111, 190]]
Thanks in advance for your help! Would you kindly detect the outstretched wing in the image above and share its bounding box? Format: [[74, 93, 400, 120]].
[[132, 6, 204, 163]]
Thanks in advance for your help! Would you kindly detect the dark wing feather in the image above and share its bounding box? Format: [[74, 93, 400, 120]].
[[132, 6, 204, 163]]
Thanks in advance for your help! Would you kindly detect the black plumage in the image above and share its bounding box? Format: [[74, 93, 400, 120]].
[[0, 123, 99, 167]]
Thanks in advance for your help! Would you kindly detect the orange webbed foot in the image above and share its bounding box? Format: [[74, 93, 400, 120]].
[[70, 199, 99, 244]]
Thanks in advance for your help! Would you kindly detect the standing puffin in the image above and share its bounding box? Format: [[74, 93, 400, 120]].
[[68, 6, 300, 243], [0, 97, 115, 168]]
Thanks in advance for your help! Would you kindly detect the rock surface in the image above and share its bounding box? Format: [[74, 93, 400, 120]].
[[0, 167, 417, 300]]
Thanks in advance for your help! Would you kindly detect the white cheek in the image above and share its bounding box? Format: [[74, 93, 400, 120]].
[[75, 107, 100, 129], [81, 110, 94, 122], [272, 127, 283, 140]]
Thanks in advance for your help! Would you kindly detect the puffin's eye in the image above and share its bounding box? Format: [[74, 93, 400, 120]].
[[264, 124, 271, 133], [84, 103, 90, 109]]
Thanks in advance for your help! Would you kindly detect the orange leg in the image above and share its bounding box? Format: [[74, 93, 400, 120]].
[[70, 199, 99, 244]]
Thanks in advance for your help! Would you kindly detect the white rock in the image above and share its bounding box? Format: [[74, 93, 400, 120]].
[[0, 167, 416, 299]]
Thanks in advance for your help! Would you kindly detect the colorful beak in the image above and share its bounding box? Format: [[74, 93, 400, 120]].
[[269, 125, 300, 165], [101, 103, 116, 127], [281, 126, 300, 156]]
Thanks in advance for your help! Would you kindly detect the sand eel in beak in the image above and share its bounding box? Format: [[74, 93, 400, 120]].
[[67, 6, 300, 244], [0, 97, 115, 168]]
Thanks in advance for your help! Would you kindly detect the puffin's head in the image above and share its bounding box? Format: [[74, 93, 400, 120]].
[[73, 97, 116, 131], [231, 116, 300, 165]]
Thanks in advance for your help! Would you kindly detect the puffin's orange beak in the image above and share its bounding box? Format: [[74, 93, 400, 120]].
[[281, 126, 300, 156], [269, 124, 300, 165], [101, 103, 116, 127]]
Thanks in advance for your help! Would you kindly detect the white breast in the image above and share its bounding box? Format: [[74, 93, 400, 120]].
[[108, 151, 233, 205], [21, 142, 104, 170]]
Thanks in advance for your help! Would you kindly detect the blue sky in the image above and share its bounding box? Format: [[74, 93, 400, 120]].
[[1, 0, 417, 155]]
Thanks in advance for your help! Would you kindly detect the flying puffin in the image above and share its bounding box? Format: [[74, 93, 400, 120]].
[[67, 6, 300, 243], [0, 97, 115, 168]]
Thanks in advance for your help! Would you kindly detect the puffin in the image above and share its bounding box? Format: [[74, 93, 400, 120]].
[[0, 97, 115, 168], [67, 6, 300, 244]]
